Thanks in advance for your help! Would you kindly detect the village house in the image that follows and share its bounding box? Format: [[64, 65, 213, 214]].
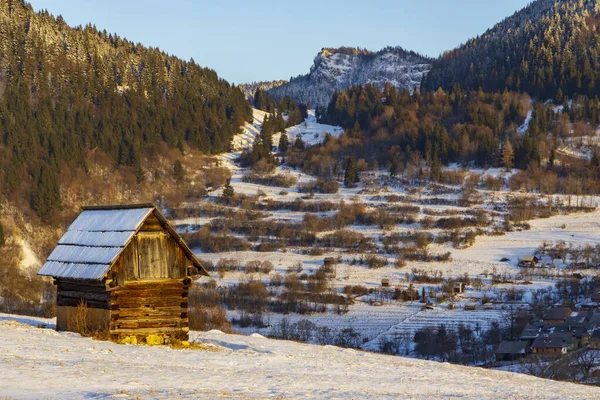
[[38, 204, 209, 344], [495, 340, 529, 362], [518, 255, 539, 267], [519, 323, 544, 345], [542, 307, 572, 324], [531, 333, 576, 355], [551, 325, 590, 348]]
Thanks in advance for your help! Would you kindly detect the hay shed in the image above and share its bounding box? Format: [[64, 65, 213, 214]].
[[38, 203, 209, 343]]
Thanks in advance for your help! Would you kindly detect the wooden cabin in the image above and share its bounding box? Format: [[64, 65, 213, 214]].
[[38, 204, 209, 344]]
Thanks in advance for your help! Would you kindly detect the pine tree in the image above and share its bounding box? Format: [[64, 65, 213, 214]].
[[344, 158, 359, 188], [174, 160, 185, 185], [278, 131, 289, 153], [294, 136, 305, 151], [501, 138, 514, 171], [548, 148, 556, 170], [389, 154, 400, 177], [222, 178, 234, 202], [429, 157, 443, 183]]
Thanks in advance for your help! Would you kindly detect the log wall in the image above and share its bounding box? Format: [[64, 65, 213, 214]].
[[56, 279, 110, 309], [109, 278, 190, 341]]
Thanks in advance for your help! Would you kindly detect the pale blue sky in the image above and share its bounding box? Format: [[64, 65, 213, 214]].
[[30, 0, 531, 84]]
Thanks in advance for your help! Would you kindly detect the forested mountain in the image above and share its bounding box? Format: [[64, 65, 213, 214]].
[[0, 0, 251, 222], [423, 0, 600, 100], [267, 47, 431, 107]]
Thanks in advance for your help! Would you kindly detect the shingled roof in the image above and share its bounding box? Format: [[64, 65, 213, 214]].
[[38, 204, 209, 280], [495, 340, 528, 355]]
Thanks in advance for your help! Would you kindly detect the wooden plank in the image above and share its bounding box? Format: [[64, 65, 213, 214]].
[[119, 239, 138, 282], [113, 308, 187, 318], [58, 298, 109, 309], [110, 297, 187, 308], [112, 318, 189, 329], [110, 327, 189, 335], [111, 278, 186, 287], [137, 231, 168, 279], [58, 291, 110, 302], [57, 280, 107, 291], [111, 288, 186, 296]]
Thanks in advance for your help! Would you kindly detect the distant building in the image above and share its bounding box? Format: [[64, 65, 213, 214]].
[[495, 340, 529, 362], [518, 255, 539, 268], [452, 282, 464, 294], [519, 323, 544, 345], [542, 307, 572, 324], [531, 333, 576, 355]]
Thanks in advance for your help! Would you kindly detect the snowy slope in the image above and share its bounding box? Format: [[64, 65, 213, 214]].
[[230, 108, 269, 152], [1, 316, 599, 399], [272, 110, 343, 147], [268, 47, 431, 106]]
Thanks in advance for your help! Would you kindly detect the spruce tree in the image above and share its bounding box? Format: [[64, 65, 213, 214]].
[[222, 179, 234, 203], [294, 136, 305, 151], [174, 160, 185, 185], [344, 158, 359, 188], [278, 131, 289, 153], [429, 157, 443, 183], [389, 154, 400, 177]]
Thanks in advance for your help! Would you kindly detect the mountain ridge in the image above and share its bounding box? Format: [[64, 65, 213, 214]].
[[266, 46, 431, 107]]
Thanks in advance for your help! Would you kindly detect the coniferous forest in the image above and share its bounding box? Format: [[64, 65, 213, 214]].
[[423, 0, 600, 100], [0, 0, 251, 222]]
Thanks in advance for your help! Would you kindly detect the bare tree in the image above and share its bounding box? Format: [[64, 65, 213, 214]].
[[572, 350, 599, 381]]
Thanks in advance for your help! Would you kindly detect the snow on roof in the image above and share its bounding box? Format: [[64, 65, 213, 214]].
[[38, 204, 210, 280], [38, 206, 153, 280]]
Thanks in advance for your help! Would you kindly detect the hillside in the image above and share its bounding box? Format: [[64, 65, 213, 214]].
[[1, 316, 598, 399], [0, 1, 251, 223], [267, 47, 431, 107], [423, 0, 600, 99]]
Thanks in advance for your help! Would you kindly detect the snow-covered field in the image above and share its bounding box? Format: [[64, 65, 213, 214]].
[[272, 109, 343, 147], [173, 108, 600, 348], [1, 315, 598, 399]]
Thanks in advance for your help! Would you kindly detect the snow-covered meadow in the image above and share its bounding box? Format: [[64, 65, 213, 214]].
[[169, 108, 600, 351], [1, 315, 598, 399]]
